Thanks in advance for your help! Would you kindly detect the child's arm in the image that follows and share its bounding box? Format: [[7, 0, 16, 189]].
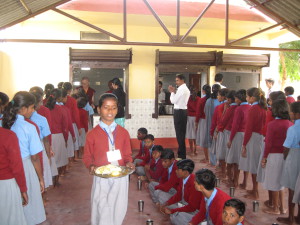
[[83, 132, 95, 174]]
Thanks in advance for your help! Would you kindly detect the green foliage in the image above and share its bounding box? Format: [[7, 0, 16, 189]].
[[279, 40, 300, 81]]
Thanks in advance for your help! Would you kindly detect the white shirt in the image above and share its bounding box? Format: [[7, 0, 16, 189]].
[[214, 82, 226, 89], [158, 89, 166, 103], [170, 83, 190, 109]]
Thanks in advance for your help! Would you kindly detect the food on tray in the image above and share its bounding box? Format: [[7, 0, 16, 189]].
[[95, 164, 122, 175]]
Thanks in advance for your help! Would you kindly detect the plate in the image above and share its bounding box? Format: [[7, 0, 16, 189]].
[[94, 165, 135, 179]]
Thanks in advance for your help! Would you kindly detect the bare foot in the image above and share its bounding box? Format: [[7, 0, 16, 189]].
[[264, 200, 274, 208], [239, 183, 247, 189], [277, 217, 295, 225], [200, 159, 208, 163], [244, 191, 259, 200], [264, 208, 280, 215], [280, 207, 287, 214]]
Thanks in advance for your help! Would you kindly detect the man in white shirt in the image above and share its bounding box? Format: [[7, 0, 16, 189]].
[[214, 73, 226, 89], [168, 75, 190, 159], [265, 78, 275, 99]]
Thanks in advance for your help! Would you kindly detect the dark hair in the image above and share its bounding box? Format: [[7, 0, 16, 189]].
[[195, 168, 216, 190], [111, 78, 123, 90], [29, 86, 43, 96], [176, 74, 185, 82], [30, 92, 42, 109], [215, 73, 223, 82], [291, 101, 300, 114], [272, 100, 290, 119], [265, 78, 274, 85], [44, 83, 54, 98], [152, 145, 163, 153], [61, 88, 68, 98], [138, 127, 148, 135], [2, 91, 35, 129], [234, 89, 247, 102], [211, 84, 221, 99], [176, 159, 195, 174], [202, 84, 211, 99], [284, 86, 294, 95], [159, 81, 163, 86], [219, 88, 229, 97], [160, 148, 175, 160], [298, 95, 300, 101], [76, 87, 89, 101], [77, 97, 88, 109], [46, 89, 62, 110], [144, 134, 154, 141], [224, 199, 246, 217], [98, 93, 118, 108], [62, 82, 73, 92], [58, 82, 64, 89], [0, 92, 9, 108], [81, 77, 89, 82], [269, 91, 286, 102], [226, 90, 236, 102], [247, 87, 267, 110]]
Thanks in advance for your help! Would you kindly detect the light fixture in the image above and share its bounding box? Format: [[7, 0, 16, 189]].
[[81, 67, 91, 71], [73, 81, 80, 86]]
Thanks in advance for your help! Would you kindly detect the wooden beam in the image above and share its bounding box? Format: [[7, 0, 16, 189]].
[[2, 38, 300, 52], [123, 0, 127, 41], [176, 0, 180, 41], [180, 0, 215, 42], [52, 8, 123, 41], [0, 0, 71, 31], [229, 22, 284, 45], [142, 0, 175, 43], [19, 0, 32, 14], [225, 0, 229, 45]]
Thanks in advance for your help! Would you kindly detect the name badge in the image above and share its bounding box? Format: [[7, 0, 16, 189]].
[[107, 149, 122, 162]]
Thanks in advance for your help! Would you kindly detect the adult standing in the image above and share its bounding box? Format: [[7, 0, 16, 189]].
[[80, 77, 96, 107], [265, 78, 275, 99], [168, 74, 190, 159], [214, 73, 226, 89], [111, 78, 126, 127]]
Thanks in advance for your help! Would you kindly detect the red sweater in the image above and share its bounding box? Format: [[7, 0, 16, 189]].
[[49, 105, 68, 142], [65, 96, 81, 129], [187, 96, 200, 117], [229, 104, 251, 142], [0, 128, 27, 192], [167, 174, 203, 213], [78, 108, 89, 132], [263, 119, 293, 158], [195, 97, 207, 122], [61, 105, 75, 138], [262, 108, 274, 137], [134, 142, 151, 166], [219, 104, 238, 131], [148, 158, 165, 181], [37, 105, 52, 144], [243, 104, 266, 146], [83, 125, 132, 167], [190, 188, 231, 225], [286, 96, 295, 104], [210, 103, 226, 136], [155, 161, 180, 192]]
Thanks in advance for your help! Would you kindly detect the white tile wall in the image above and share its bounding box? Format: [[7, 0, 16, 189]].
[[93, 99, 176, 138]]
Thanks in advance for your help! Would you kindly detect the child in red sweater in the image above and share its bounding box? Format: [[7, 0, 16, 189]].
[[161, 159, 203, 225], [189, 169, 231, 225], [144, 145, 165, 182], [135, 134, 153, 176], [77, 97, 89, 157], [284, 86, 295, 104], [222, 199, 245, 225]]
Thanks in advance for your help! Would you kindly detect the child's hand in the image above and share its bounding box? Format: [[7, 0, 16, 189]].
[[21, 192, 28, 206], [261, 158, 267, 168], [89, 164, 96, 175], [144, 164, 150, 171], [241, 146, 247, 158], [164, 207, 172, 215], [227, 141, 232, 148], [126, 162, 135, 170]]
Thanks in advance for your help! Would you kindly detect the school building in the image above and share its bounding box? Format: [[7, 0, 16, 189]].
[[0, 0, 299, 146]]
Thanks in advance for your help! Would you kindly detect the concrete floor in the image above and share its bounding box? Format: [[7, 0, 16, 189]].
[[41, 148, 290, 225]]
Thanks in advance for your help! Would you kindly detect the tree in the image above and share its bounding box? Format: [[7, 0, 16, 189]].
[[279, 40, 300, 90]]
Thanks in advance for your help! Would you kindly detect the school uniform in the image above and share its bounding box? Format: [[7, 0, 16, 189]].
[[83, 102, 94, 130], [262, 118, 293, 191], [293, 173, 300, 204], [0, 128, 27, 225], [166, 174, 203, 225], [78, 108, 89, 147], [148, 157, 165, 181], [11, 115, 46, 225], [219, 103, 238, 162], [37, 105, 52, 147], [229, 103, 250, 165], [65, 95, 81, 151], [286, 95, 295, 104], [149, 161, 180, 204], [196, 96, 208, 146], [134, 142, 151, 176], [49, 104, 69, 168], [61, 104, 76, 158], [186, 96, 200, 139], [0, 114, 2, 127], [189, 188, 231, 225], [281, 119, 300, 191], [30, 111, 53, 188], [242, 103, 266, 175], [83, 121, 132, 225]]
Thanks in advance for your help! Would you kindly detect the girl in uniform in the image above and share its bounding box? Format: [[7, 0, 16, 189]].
[[0, 92, 9, 127], [261, 99, 292, 215], [3, 91, 46, 225], [241, 88, 267, 200], [83, 93, 134, 225], [227, 90, 250, 188]]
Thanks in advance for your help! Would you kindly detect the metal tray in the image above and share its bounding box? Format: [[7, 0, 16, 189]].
[[94, 165, 135, 179]]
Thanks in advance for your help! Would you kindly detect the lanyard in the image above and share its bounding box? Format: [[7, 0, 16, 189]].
[[103, 128, 117, 150]]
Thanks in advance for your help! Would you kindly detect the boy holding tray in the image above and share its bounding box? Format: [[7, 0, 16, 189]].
[[83, 93, 134, 225]]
